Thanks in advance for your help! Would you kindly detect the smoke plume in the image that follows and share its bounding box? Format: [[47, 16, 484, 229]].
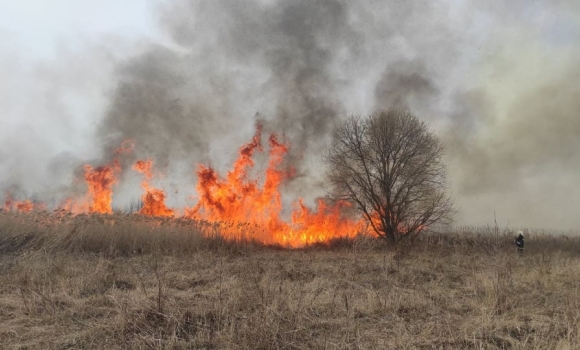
[[1, 0, 579, 230]]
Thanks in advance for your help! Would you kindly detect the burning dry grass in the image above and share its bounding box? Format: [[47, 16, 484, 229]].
[[1, 211, 580, 349]]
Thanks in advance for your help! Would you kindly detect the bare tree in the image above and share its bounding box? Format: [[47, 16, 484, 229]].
[[324, 110, 453, 244]]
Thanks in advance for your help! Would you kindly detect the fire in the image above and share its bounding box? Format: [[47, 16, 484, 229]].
[[58, 198, 84, 214], [186, 127, 365, 247], [83, 161, 120, 214], [368, 212, 428, 238], [3, 130, 367, 247], [288, 199, 361, 246], [3, 193, 43, 213], [133, 160, 175, 217], [61, 140, 130, 214]]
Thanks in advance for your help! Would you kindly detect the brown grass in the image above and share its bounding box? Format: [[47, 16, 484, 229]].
[[1, 210, 580, 349]]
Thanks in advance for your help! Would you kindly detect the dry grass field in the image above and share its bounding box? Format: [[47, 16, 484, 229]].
[[1, 210, 580, 349]]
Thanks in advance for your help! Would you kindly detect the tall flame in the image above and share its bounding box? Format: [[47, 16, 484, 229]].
[[186, 127, 364, 247], [83, 161, 120, 214], [133, 160, 175, 217]]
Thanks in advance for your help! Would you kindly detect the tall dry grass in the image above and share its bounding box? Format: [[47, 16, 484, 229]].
[[1, 210, 580, 349]]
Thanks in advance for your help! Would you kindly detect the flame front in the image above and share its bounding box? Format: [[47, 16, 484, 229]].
[[4, 129, 366, 247], [186, 127, 364, 247]]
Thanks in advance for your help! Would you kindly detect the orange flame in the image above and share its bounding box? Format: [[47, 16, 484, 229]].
[[186, 126, 365, 247], [4, 133, 366, 247], [57, 198, 84, 214], [369, 211, 428, 237], [3, 193, 43, 213], [133, 160, 175, 217], [83, 161, 120, 214]]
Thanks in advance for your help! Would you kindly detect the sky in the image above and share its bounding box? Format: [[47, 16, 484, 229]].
[[0, 0, 160, 58], [0, 0, 579, 231]]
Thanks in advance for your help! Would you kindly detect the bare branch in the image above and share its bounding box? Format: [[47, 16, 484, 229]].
[[324, 110, 453, 244]]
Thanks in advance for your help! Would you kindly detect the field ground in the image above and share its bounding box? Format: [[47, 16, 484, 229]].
[[1, 211, 580, 349]]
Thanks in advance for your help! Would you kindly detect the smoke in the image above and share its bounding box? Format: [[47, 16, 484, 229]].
[[446, 25, 580, 229], [2, 0, 579, 229], [97, 0, 462, 200], [374, 60, 438, 111], [0, 38, 122, 203], [99, 1, 361, 166]]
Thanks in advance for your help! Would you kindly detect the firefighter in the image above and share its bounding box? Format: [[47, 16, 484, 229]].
[[514, 231, 524, 256]]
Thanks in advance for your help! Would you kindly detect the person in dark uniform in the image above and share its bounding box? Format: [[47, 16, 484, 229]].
[[514, 231, 524, 256]]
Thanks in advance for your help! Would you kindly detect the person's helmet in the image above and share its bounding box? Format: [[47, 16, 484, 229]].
[[518, 230, 524, 237]]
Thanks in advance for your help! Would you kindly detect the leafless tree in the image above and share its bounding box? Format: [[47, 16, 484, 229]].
[[324, 110, 453, 244]]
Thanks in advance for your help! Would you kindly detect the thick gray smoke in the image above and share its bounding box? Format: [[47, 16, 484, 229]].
[[99, 1, 363, 169], [1, 0, 579, 230], [374, 60, 438, 112], [98, 0, 462, 199]]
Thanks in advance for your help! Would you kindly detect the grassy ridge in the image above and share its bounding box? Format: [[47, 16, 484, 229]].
[[1, 211, 580, 349]]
